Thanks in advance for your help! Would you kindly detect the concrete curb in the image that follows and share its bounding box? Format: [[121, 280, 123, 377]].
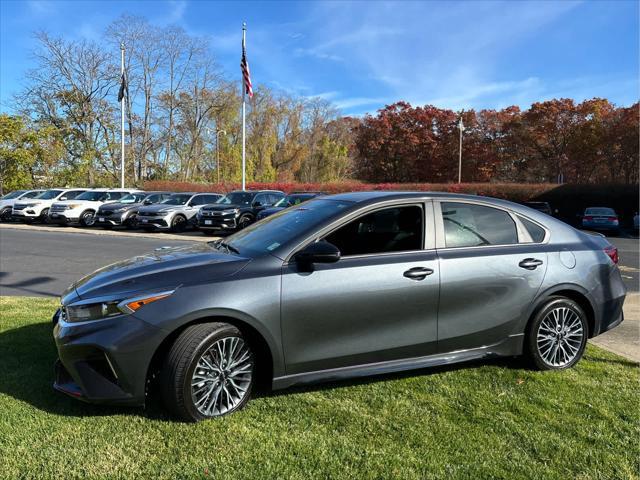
[[0, 222, 217, 242], [590, 293, 639, 363]]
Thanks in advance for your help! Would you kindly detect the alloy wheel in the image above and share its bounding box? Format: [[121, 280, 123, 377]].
[[190, 336, 253, 417], [536, 306, 584, 367]]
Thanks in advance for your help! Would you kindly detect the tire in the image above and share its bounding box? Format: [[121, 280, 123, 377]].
[[0, 208, 12, 222], [39, 208, 50, 224], [160, 323, 255, 422], [125, 216, 138, 229], [79, 210, 96, 227], [238, 214, 254, 230], [526, 297, 588, 370], [170, 215, 187, 233]]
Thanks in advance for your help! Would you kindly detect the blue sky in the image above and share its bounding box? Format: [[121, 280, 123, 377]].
[[1, 0, 638, 115]]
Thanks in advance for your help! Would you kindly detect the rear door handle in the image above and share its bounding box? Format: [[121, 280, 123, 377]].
[[519, 258, 543, 270], [403, 267, 434, 281]]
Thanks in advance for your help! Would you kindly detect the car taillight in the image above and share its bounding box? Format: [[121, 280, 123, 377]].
[[583, 216, 593, 221], [604, 245, 618, 264], [608, 216, 619, 223]]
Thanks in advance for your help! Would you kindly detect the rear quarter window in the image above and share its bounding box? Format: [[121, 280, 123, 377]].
[[519, 216, 547, 243]]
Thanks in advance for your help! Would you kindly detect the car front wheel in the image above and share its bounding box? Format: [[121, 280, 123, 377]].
[[80, 210, 95, 227], [526, 297, 588, 370], [161, 323, 255, 421]]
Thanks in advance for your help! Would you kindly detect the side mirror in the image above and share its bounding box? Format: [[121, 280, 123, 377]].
[[253, 201, 262, 207], [143, 199, 152, 205], [295, 241, 340, 265], [59, 197, 67, 201]]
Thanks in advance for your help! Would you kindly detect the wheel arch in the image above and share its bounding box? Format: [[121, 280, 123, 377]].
[[526, 284, 596, 338], [147, 313, 277, 396]]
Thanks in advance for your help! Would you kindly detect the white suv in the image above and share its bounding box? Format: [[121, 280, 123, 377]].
[[12, 188, 88, 223], [49, 189, 141, 227], [0, 189, 44, 221]]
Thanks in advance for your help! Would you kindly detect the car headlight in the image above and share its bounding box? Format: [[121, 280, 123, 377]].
[[66, 203, 81, 209], [24, 202, 40, 208], [64, 291, 174, 323], [223, 208, 239, 215]]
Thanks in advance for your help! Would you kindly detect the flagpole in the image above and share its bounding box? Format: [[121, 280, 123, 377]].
[[241, 23, 247, 191], [120, 42, 125, 189]]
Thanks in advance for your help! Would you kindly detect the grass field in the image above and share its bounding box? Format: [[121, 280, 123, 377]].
[[1, 296, 638, 479]]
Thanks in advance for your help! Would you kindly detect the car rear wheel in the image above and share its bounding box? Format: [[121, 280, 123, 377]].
[[79, 210, 95, 227], [161, 323, 255, 422], [526, 297, 588, 370], [0, 207, 12, 222]]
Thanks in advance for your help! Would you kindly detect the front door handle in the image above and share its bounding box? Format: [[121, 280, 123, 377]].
[[403, 267, 434, 281], [519, 258, 543, 270]]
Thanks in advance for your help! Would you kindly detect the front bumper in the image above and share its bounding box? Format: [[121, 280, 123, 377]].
[[197, 212, 239, 231], [95, 211, 130, 226], [52, 310, 166, 405], [49, 210, 81, 224], [12, 207, 44, 220], [137, 213, 172, 229]]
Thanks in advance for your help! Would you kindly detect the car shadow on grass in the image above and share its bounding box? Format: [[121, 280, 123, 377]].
[[0, 320, 537, 420]]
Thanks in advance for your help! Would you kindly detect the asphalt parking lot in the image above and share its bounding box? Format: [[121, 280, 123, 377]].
[[1, 223, 637, 297], [0, 227, 200, 297]]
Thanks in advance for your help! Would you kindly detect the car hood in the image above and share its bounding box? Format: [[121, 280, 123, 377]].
[[64, 243, 251, 302], [201, 203, 246, 211], [138, 204, 186, 214], [99, 202, 141, 212]]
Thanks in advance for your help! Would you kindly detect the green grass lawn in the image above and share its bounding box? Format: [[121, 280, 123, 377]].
[[1, 296, 638, 480]]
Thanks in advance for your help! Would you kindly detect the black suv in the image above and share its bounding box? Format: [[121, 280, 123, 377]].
[[197, 190, 285, 234]]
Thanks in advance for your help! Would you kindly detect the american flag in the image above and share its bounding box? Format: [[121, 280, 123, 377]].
[[241, 42, 253, 98]]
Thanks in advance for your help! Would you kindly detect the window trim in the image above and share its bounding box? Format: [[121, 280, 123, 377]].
[[284, 199, 436, 263], [433, 199, 545, 250]]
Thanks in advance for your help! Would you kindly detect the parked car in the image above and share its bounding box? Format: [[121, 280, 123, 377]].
[[136, 192, 222, 232], [12, 188, 87, 223], [94, 191, 173, 229], [52, 192, 626, 421], [522, 201, 553, 216], [256, 192, 325, 220], [197, 190, 285, 234], [581, 207, 620, 235], [0, 189, 44, 221], [49, 189, 140, 227]]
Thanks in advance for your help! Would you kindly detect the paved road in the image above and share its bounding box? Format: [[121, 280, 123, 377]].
[[0, 228, 197, 297]]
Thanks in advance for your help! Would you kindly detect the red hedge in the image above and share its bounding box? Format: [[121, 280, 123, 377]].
[[143, 180, 556, 202]]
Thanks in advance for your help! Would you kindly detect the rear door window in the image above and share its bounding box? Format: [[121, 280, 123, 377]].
[[518, 216, 547, 243], [441, 202, 518, 248]]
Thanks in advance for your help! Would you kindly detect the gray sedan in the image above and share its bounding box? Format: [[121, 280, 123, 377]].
[[52, 192, 626, 421]]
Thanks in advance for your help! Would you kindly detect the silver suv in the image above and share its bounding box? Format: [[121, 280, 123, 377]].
[[136, 192, 222, 232]]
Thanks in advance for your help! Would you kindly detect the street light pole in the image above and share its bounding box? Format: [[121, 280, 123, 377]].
[[457, 116, 465, 184]]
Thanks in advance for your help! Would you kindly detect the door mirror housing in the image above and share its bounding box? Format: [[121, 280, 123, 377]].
[[59, 196, 67, 201], [252, 201, 262, 208], [296, 241, 341, 265], [143, 199, 152, 205]]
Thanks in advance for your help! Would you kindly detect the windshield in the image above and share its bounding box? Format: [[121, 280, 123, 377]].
[[585, 208, 615, 216], [161, 194, 192, 205], [1, 190, 27, 199], [35, 189, 63, 200], [216, 192, 254, 205], [75, 191, 107, 201], [119, 193, 146, 204], [223, 199, 352, 255]]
